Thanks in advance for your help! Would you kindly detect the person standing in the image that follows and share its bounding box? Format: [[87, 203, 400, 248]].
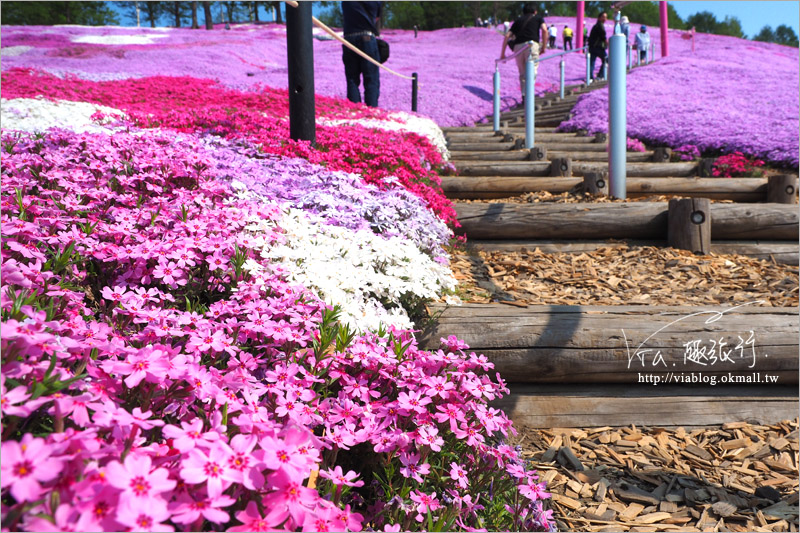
[[563, 25, 573, 50], [548, 23, 557, 48], [634, 25, 651, 63], [342, 1, 383, 107], [588, 12, 608, 80], [500, 2, 548, 97], [620, 15, 631, 42]]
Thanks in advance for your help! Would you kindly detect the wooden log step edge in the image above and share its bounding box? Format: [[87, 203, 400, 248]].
[[418, 304, 799, 384], [494, 384, 797, 427], [463, 239, 799, 265], [441, 176, 768, 197], [454, 202, 799, 241]]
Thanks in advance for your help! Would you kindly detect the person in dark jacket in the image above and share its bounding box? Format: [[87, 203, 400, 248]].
[[342, 2, 383, 107], [588, 12, 608, 80]]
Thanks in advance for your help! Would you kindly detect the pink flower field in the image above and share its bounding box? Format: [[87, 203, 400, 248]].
[[2, 18, 797, 165], [0, 14, 796, 532]]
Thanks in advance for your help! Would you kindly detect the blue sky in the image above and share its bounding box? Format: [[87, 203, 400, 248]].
[[669, 1, 800, 39], [112, 1, 800, 40]]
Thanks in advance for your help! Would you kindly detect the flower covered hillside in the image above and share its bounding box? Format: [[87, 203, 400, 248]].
[[0, 122, 553, 531], [1, 16, 556, 533]]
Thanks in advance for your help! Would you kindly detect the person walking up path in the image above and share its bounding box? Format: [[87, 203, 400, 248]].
[[588, 12, 608, 80], [500, 2, 548, 97]]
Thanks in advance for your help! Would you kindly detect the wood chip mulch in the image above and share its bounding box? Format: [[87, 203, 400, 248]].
[[445, 245, 798, 307], [455, 191, 736, 205], [512, 420, 799, 532]]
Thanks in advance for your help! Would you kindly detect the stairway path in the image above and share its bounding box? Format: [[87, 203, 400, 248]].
[[425, 79, 800, 428]]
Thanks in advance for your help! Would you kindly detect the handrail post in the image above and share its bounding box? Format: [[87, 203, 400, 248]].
[[524, 52, 535, 149], [608, 32, 627, 199], [411, 72, 418, 112], [286, 1, 315, 144], [585, 49, 591, 84], [559, 59, 565, 99], [493, 66, 501, 132]]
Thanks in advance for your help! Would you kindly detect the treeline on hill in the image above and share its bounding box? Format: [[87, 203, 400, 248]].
[[2, 0, 798, 47], [0, 1, 286, 28], [319, 1, 799, 47]]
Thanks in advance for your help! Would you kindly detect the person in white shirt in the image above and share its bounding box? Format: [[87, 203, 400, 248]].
[[548, 24, 558, 48], [634, 25, 651, 63]]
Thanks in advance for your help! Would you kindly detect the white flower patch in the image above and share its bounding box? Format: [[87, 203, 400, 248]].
[[318, 111, 450, 160], [1, 46, 33, 57], [70, 34, 170, 45], [1, 97, 127, 134], [242, 206, 457, 332]]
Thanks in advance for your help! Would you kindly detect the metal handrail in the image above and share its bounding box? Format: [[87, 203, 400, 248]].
[[495, 40, 536, 65], [534, 45, 588, 63]]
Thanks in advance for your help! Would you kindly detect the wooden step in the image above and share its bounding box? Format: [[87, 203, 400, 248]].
[[448, 150, 654, 162], [451, 160, 697, 176], [441, 177, 769, 201], [454, 202, 799, 240], [455, 162, 555, 177], [573, 161, 699, 177], [443, 125, 560, 133], [465, 239, 799, 265], [447, 142, 517, 152], [494, 384, 798, 427], [419, 303, 798, 383]]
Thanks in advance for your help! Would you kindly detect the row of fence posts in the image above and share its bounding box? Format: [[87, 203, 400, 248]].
[[493, 12, 630, 197]]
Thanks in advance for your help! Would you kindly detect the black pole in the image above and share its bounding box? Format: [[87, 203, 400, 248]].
[[411, 73, 418, 112], [286, 2, 315, 144]]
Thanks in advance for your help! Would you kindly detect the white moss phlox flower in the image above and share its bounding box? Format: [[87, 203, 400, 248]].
[[244, 208, 457, 332], [1, 97, 127, 134], [318, 111, 450, 160]]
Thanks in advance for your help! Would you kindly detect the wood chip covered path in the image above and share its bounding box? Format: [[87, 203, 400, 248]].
[[512, 420, 799, 532]]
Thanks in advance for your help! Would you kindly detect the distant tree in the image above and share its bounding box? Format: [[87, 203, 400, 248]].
[[716, 15, 744, 38], [685, 10, 718, 34], [191, 1, 199, 28], [615, 1, 685, 29], [384, 2, 425, 29], [272, 1, 282, 23], [1, 1, 119, 25], [317, 2, 343, 28], [202, 1, 214, 28], [775, 24, 800, 46], [753, 25, 776, 42], [171, 1, 192, 27], [253, 1, 260, 22]]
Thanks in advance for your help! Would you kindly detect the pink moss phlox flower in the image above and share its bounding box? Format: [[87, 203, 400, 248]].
[[162, 418, 221, 453], [115, 495, 174, 532], [409, 490, 441, 522], [319, 465, 365, 487], [106, 453, 177, 500], [0, 434, 63, 502]]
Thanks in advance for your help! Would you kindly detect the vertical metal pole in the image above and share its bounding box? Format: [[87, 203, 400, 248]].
[[559, 60, 565, 99], [411, 73, 418, 112], [576, 1, 585, 51], [493, 67, 501, 132], [524, 53, 535, 149], [608, 33, 627, 199], [650, 42, 654, 63], [659, 0, 669, 58], [585, 49, 591, 84], [286, 2, 315, 143]]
